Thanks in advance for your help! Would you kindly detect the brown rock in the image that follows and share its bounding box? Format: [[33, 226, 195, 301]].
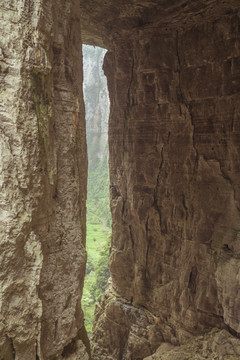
[[0, 0, 88, 358], [91, 283, 163, 360], [86, 2, 240, 359], [143, 329, 240, 360]]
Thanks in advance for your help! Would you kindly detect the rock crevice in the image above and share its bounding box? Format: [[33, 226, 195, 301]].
[[1, 1, 240, 359], [0, 0, 88, 358]]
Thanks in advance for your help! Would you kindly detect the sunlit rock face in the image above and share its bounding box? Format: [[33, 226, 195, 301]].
[[80, 2, 240, 360], [0, 0, 88, 359]]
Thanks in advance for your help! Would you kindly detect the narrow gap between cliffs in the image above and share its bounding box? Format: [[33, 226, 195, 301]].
[[82, 45, 111, 337]]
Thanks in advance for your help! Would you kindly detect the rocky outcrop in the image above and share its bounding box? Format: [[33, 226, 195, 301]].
[[144, 329, 240, 360], [0, 0, 88, 359], [80, 0, 240, 48]]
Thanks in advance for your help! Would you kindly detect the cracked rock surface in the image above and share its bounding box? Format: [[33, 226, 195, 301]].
[[87, 2, 240, 359], [144, 329, 240, 360]]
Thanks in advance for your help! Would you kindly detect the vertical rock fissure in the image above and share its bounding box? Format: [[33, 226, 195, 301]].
[[175, 30, 184, 104], [10, 339, 15, 360], [181, 193, 188, 220], [127, 55, 135, 112], [176, 30, 199, 175], [215, 158, 240, 212], [145, 216, 150, 269], [153, 144, 164, 233], [82, 44, 111, 338], [129, 224, 135, 253], [123, 55, 135, 157]]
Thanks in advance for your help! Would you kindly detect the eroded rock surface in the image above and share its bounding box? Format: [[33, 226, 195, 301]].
[[0, 0, 88, 358], [86, 2, 240, 360], [91, 283, 163, 360], [144, 329, 240, 360]]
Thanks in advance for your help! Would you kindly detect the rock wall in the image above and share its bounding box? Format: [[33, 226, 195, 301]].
[[90, 6, 240, 360], [0, 1, 88, 359]]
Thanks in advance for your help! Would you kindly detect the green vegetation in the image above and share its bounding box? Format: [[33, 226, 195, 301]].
[[82, 227, 110, 335], [87, 151, 111, 227], [82, 44, 110, 336], [89, 235, 110, 302], [82, 218, 111, 336], [82, 152, 111, 336]]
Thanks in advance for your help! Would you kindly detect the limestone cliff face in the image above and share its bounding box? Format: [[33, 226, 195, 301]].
[[0, 1, 88, 359], [82, 45, 109, 171], [82, 3, 240, 360]]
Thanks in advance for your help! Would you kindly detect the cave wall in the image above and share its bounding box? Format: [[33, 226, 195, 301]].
[[91, 9, 240, 360], [0, 0, 88, 359]]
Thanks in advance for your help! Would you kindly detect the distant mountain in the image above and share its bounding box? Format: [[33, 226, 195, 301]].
[[83, 45, 111, 226], [83, 45, 110, 171]]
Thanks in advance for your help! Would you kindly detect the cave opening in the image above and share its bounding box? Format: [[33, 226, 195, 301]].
[[1, 0, 240, 358], [81, 44, 111, 336]]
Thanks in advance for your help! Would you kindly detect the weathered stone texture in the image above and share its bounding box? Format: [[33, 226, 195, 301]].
[[143, 329, 240, 360], [90, 4, 240, 360], [80, 0, 240, 48], [92, 283, 163, 360], [0, 0, 88, 359]]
